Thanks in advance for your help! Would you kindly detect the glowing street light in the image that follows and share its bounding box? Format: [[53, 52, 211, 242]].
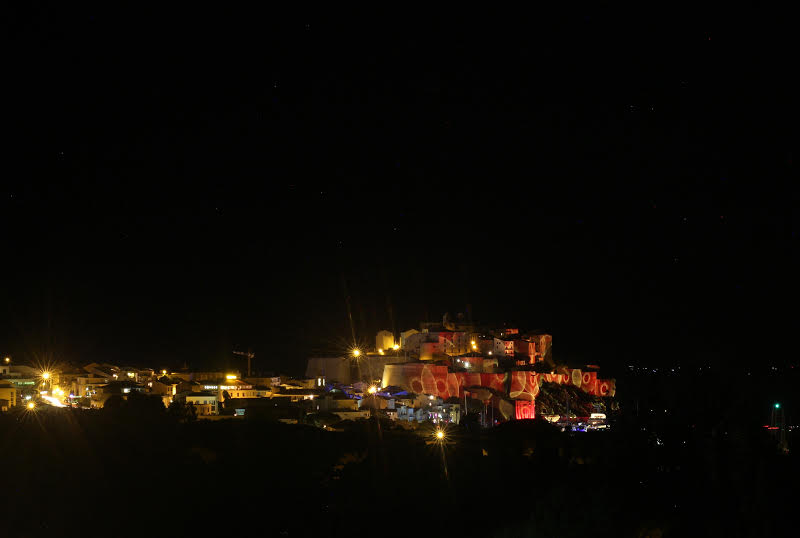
[[392, 344, 400, 351], [27, 402, 36, 410], [352, 349, 361, 358], [226, 374, 237, 380], [41, 372, 50, 380], [161, 370, 168, 376], [367, 385, 378, 394], [3, 356, 10, 364]]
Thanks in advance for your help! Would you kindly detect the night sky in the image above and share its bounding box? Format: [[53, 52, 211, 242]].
[[2, 6, 794, 375]]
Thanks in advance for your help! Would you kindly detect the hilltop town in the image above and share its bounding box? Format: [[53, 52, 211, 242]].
[[2, 313, 616, 431]]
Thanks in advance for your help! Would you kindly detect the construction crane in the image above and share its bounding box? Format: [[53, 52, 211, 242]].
[[232, 349, 255, 377]]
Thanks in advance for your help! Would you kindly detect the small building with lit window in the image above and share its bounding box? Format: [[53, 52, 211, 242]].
[[0, 381, 17, 408], [149, 377, 179, 397], [71, 374, 111, 398], [185, 391, 219, 415]]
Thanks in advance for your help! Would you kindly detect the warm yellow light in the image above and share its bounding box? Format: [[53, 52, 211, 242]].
[[27, 402, 36, 410], [488, 351, 493, 355], [471, 340, 476, 346], [3, 357, 10, 363], [367, 385, 378, 394], [126, 372, 135, 378], [41, 372, 50, 380], [226, 374, 237, 380], [352, 349, 361, 357], [378, 348, 384, 355], [392, 344, 400, 351], [161, 370, 167, 376], [435, 430, 445, 440]]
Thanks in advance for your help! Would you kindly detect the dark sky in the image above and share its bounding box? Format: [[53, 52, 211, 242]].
[[1, 6, 794, 375]]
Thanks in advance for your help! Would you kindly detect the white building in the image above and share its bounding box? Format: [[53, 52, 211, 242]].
[[376, 330, 395, 351], [400, 329, 420, 350]]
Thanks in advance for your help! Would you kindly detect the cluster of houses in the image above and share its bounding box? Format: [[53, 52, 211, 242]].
[[0, 357, 461, 425]]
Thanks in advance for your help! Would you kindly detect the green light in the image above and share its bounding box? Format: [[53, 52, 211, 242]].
[[774, 403, 781, 409]]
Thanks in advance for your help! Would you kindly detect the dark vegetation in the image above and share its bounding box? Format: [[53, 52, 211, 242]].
[[0, 368, 796, 537]]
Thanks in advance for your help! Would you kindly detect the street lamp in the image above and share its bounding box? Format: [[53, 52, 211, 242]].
[[352, 349, 361, 358], [433, 427, 449, 478], [41, 371, 51, 392]]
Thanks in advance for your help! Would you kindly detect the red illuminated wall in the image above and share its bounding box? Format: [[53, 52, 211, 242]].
[[382, 364, 616, 402], [515, 400, 535, 419]]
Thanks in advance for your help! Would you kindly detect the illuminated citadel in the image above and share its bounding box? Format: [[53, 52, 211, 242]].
[[307, 312, 617, 425]]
